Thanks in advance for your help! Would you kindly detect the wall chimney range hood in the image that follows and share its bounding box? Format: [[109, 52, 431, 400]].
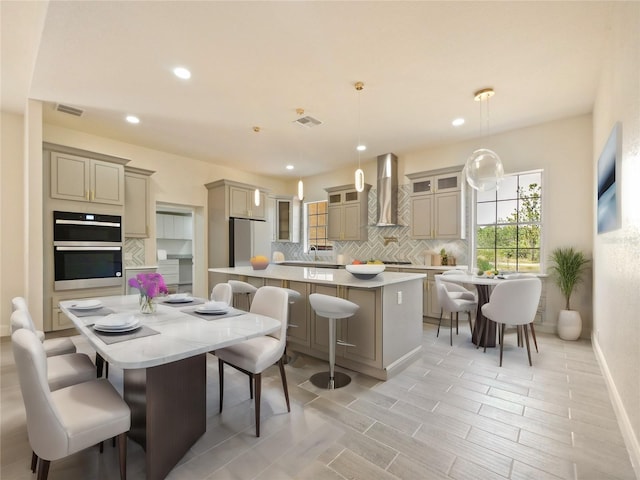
[[376, 153, 401, 226]]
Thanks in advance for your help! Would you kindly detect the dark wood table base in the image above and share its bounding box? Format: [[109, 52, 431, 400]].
[[124, 354, 206, 480], [471, 285, 497, 348]]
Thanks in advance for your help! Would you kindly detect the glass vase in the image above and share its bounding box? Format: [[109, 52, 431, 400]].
[[139, 294, 156, 314]]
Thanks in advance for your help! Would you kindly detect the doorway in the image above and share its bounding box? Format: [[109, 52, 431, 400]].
[[155, 203, 195, 295]]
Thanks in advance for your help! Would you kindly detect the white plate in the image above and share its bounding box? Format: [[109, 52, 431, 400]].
[[94, 322, 141, 333], [95, 314, 139, 329], [70, 299, 103, 310], [195, 308, 229, 315], [164, 296, 194, 303], [195, 302, 230, 314]]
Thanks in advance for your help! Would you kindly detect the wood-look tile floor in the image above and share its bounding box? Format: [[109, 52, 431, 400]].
[[1, 324, 636, 480]]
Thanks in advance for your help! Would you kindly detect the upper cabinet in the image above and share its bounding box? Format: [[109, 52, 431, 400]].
[[156, 213, 192, 239], [406, 168, 464, 240], [275, 196, 300, 243], [325, 184, 371, 241], [50, 152, 125, 205], [228, 184, 267, 220], [124, 166, 155, 238]]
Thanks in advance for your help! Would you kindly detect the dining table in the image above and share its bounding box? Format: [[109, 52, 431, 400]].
[[435, 273, 507, 348], [59, 294, 281, 480]]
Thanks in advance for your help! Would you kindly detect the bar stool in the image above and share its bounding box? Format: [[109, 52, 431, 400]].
[[308, 293, 359, 389], [282, 288, 302, 364], [228, 280, 257, 311]]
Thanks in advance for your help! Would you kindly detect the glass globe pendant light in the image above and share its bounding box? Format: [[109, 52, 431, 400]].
[[465, 88, 504, 192], [354, 81, 365, 193]]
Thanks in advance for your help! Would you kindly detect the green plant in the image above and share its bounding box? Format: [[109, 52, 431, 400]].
[[440, 248, 448, 266], [548, 247, 589, 310]]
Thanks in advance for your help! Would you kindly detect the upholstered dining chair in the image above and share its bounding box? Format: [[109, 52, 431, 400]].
[[481, 277, 542, 366], [11, 310, 96, 392], [435, 275, 477, 346], [12, 328, 131, 480], [211, 282, 233, 305], [11, 297, 76, 357], [503, 273, 540, 352], [215, 286, 290, 437]]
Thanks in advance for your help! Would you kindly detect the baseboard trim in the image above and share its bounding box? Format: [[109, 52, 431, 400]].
[[592, 332, 640, 478]]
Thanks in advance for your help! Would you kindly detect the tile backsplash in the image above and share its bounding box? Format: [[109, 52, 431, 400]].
[[273, 185, 469, 265], [124, 238, 145, 266]]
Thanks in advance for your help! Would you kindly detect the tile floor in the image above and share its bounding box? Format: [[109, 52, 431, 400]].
[[1, 324, 636, 480]]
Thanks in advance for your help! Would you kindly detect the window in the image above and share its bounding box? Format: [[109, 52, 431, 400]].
[[305, 200, 333, 252], [475, 171, 542, 273]]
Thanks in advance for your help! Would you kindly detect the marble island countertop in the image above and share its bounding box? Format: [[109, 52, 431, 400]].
[[209, 265, 426, 287], [275, 260, 468, 271]]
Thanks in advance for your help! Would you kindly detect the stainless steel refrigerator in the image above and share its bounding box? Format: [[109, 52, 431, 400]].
[[228, 217, 271, 266]]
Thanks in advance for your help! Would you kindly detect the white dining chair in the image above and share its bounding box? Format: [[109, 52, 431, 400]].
[[502, 273, 540, 351], [215, 286, 290, 437], [12, 311, 97, 390], [481, 277, 542, 366], [12, 328, 131, 480], [210, 282, 233, 305], [11, 296, 77, 357], [435, 275, 477, 346]]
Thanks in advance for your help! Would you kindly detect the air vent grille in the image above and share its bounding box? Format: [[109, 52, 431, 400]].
[[293, 115, 322, 128], [55, 103, 84, 117]]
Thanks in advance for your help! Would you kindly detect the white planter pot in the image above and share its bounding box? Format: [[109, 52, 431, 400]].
[[557, 309, 582, 340]]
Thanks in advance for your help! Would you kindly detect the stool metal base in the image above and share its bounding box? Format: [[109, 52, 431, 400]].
[[309, 371, 351, 390]]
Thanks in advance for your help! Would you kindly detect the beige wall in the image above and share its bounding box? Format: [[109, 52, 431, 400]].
[[1, 112, 27, 336], [592, 2, 640, 475]]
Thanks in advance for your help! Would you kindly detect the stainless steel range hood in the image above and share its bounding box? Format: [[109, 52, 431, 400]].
[[376, 153, 400, 226]]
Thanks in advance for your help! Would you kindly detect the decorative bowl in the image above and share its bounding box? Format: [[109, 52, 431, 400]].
[[345, 264, 385, 279], [250, 258, 269, 270]]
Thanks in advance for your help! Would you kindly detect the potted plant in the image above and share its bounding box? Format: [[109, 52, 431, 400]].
[[548, 247, 590, 340]]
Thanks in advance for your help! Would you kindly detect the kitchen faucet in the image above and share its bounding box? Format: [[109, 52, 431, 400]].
[[309, 245, 318, 261]]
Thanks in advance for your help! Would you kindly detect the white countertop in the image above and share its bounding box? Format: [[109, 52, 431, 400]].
[[124, 265, 158, 270], [60, 295, 280, 369], [209, 265, 425, 287]]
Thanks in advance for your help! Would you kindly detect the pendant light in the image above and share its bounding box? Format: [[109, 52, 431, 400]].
[[465, 88, 504, 192], [354, 81, 365, 193], [294, 108, 305, 201], [252, 125, 261, 206]]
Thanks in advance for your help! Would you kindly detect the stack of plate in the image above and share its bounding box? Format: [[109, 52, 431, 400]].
[[164, 293, 194, 303], [94, 314, 140, 333], [195, 301, 230, 315], [70, 299, 103, 310]]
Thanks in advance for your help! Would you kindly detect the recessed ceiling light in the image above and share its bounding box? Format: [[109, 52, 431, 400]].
[[173, 67, 191, 79], [452, 118, 465, 127], [286, 165, 294, 170], [126, 115, 140, 124], [357, 144, 366, 152]]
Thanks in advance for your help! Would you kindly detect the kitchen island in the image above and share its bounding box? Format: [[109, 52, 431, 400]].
[[209, 265, 426, 380]]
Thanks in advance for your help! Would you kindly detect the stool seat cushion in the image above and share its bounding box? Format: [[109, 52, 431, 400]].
[[228, 280, 258, 294], [283, 288, 302, 303], [309, 293, 359, 319]]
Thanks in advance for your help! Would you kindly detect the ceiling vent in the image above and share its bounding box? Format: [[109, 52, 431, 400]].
[[55, 103, 84, 117], [293, 115, 322, 128]]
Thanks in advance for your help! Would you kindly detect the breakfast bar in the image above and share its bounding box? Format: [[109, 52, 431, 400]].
[[209, 265, 426, 380]]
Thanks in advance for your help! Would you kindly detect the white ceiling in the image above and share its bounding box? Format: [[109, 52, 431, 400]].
[[2, 1, 613, 179]]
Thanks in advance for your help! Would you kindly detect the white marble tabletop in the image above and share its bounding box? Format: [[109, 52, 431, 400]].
[[60, 295, 280, 370], [209, 265, 425, 287]]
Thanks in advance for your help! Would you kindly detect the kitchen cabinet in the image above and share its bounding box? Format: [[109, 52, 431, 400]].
[[124, 167, 155, 238], [157, 259, 179, 285], [275, 196, 300, 243], [407, 169, 463, 240], [156, 213, 192, 239], [325, 183, 371, 241], [50, 152, 124, 205], [229, 185, 266, 220]]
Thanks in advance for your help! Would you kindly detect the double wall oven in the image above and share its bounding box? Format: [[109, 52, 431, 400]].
[[53, 211, 123, 290]]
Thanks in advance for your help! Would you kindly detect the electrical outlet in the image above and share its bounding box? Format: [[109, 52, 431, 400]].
[[397, 291, 402, 304]]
